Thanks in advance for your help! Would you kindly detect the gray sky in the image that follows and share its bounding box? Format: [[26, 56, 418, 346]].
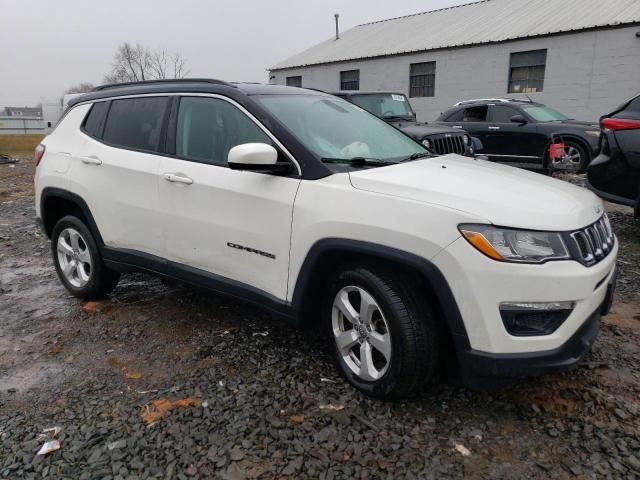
[[1, 0, 468, 107]]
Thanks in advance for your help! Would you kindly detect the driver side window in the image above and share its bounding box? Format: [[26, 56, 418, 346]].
[[176, 97, 272, 166]]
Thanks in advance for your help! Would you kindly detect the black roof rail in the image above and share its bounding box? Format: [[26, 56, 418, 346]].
[[92, 78, 236, 92]]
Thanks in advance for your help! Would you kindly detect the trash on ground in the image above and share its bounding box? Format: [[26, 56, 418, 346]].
[[141, 398, 199, 425], [202, 400, 209, 408], [320, 377, 336, 383], [319, 403, 345, 412], [252, 331, 268, 337], [82, 300, 112, 314], [125, 372, 143, 379], [36, 427, 62, 455], [37, 439, 61, 455], [454, 443, 472, 457], [289, 415, 304, 423]]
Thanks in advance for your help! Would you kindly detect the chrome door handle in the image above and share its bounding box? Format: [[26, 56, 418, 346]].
[[80, 155, 102, 165], [488, 126, 501, 130], [452, 125, 463, 129], [164, 173, 193, 185]]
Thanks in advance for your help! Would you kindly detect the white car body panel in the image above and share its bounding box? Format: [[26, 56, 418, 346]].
[[349, 155, 603, 231], [158, 157, 300, 299]]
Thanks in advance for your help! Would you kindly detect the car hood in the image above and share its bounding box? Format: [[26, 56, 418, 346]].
[[389, 120, 463, 137], [348, 154, 602, 231]]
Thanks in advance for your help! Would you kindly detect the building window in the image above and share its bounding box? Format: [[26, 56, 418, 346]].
[[340, 70, 360, 90], [286, 76, 302, 88], [409, 62, 436, 98], [508, 49, 547, 94]]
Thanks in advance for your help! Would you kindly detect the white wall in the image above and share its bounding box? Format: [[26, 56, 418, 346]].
[[270, 27, 640, 122]]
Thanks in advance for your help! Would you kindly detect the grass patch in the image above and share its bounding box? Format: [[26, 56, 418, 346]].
[[0, 134, 45, 159]]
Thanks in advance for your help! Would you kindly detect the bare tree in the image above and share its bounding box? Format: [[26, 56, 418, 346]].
[[105, 42, 190, 84], [65, 82, 95, 94]]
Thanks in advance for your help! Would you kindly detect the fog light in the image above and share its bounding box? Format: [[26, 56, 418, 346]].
[[499, 302, 574, 336]]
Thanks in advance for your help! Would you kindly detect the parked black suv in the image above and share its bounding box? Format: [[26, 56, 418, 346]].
[[588, 93, 640, 216], [435, 98, 601, 172], [330, 91, 475, 157]]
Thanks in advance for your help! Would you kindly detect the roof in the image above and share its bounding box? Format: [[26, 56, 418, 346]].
[[271, 0, 640, 70], [68, 80, 324, 108]]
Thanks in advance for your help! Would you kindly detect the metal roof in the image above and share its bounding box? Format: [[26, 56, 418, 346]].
[[271, 0, 640, 70]]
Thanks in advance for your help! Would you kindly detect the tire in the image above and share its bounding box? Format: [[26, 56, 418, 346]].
[[564, 141, 589, 174], [51, 215, 120, 300], [324, 265, 439, 399]]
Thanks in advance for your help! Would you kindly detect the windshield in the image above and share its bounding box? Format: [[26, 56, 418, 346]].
[[254, 95, 426, 161], [349, 93, 414, 119], [523, 106, 571, 122]]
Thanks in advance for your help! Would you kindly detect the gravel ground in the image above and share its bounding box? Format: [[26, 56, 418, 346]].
[[1, 159, 639, 479]]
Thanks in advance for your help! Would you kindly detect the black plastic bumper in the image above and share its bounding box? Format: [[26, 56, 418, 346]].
[[459, 277, 615, 390]]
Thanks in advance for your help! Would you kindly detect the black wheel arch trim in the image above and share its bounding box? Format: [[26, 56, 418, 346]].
[[40, 187, 105, 245], [291, 238, 472, 350]]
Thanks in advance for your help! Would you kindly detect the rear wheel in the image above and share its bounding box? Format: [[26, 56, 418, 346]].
[[325, 266, 439, 399], [52, 215, 120, 299], [563, 141, 589, 173]]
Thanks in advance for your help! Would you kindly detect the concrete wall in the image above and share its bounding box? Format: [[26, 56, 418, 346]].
[[0, 116, 46, 135], [270, 27, 640, 122]]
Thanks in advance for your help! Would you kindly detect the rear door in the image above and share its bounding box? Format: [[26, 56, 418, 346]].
[[454, 105, 488, 150], [158, 95, 301, 301], [72, 96, 168, 257]]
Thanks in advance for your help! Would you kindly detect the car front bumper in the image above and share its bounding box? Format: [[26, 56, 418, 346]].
[[431, 236, 618, 388]]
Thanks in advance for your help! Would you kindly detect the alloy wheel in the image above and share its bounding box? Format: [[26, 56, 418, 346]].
[[332, 286, 392, 381], [57, 227, 92, 288]]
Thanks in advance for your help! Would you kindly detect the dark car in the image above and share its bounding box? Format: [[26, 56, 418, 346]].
[[587, 93, 640, 216], [330, 91, 475, 157], [435, 98, 601, 172]]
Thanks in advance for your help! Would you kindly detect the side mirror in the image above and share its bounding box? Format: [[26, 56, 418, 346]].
[[510, 114, 527, 124], [227, 143, 289, 174]]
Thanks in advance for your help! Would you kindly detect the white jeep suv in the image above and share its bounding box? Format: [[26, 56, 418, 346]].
[[34, 79, 618, 398]]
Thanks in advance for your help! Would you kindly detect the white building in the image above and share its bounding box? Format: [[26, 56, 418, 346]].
[[269, 0, 640, 122]]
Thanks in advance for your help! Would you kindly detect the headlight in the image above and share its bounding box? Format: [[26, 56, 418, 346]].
[[459, 224, 570, 263], [421, 138, 431, 148], [462, 134, 470, 146]]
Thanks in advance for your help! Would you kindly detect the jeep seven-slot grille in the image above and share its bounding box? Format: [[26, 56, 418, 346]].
[[569, 214, 614, 266], [431, 135, 466, 155]]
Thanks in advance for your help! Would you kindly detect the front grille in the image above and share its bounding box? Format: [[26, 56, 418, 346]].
[[431, 135, 466, 155], [569, 214, 614, 266]]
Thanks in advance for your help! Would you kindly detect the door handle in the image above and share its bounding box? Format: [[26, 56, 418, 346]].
[[164, 173, 193, 185], [80, 155, 102, 165], [488, 126, 501, 130], [452, 125, 463, 129]]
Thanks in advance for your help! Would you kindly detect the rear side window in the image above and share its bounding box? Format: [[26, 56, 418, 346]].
[[627, 96, 640, 113], [103, 97, 168, 151], [443, 109, 464, 122], [462, 106, 488, 122], [82, 102, 109, 138], [175, 97, 272, 166]]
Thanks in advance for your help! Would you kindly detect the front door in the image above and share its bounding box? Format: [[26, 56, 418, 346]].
[[485, 105, 539, 164], [158, 95, 301, 301]]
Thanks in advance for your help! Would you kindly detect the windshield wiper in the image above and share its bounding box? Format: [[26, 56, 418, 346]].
[[321, 157, 397, 167], [399, 152, 437, 162], [381, 115, 411, 121]]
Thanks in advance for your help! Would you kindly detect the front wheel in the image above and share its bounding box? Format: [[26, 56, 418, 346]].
[[51, 215, 120, 300], [325, 266, 439, 399]]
